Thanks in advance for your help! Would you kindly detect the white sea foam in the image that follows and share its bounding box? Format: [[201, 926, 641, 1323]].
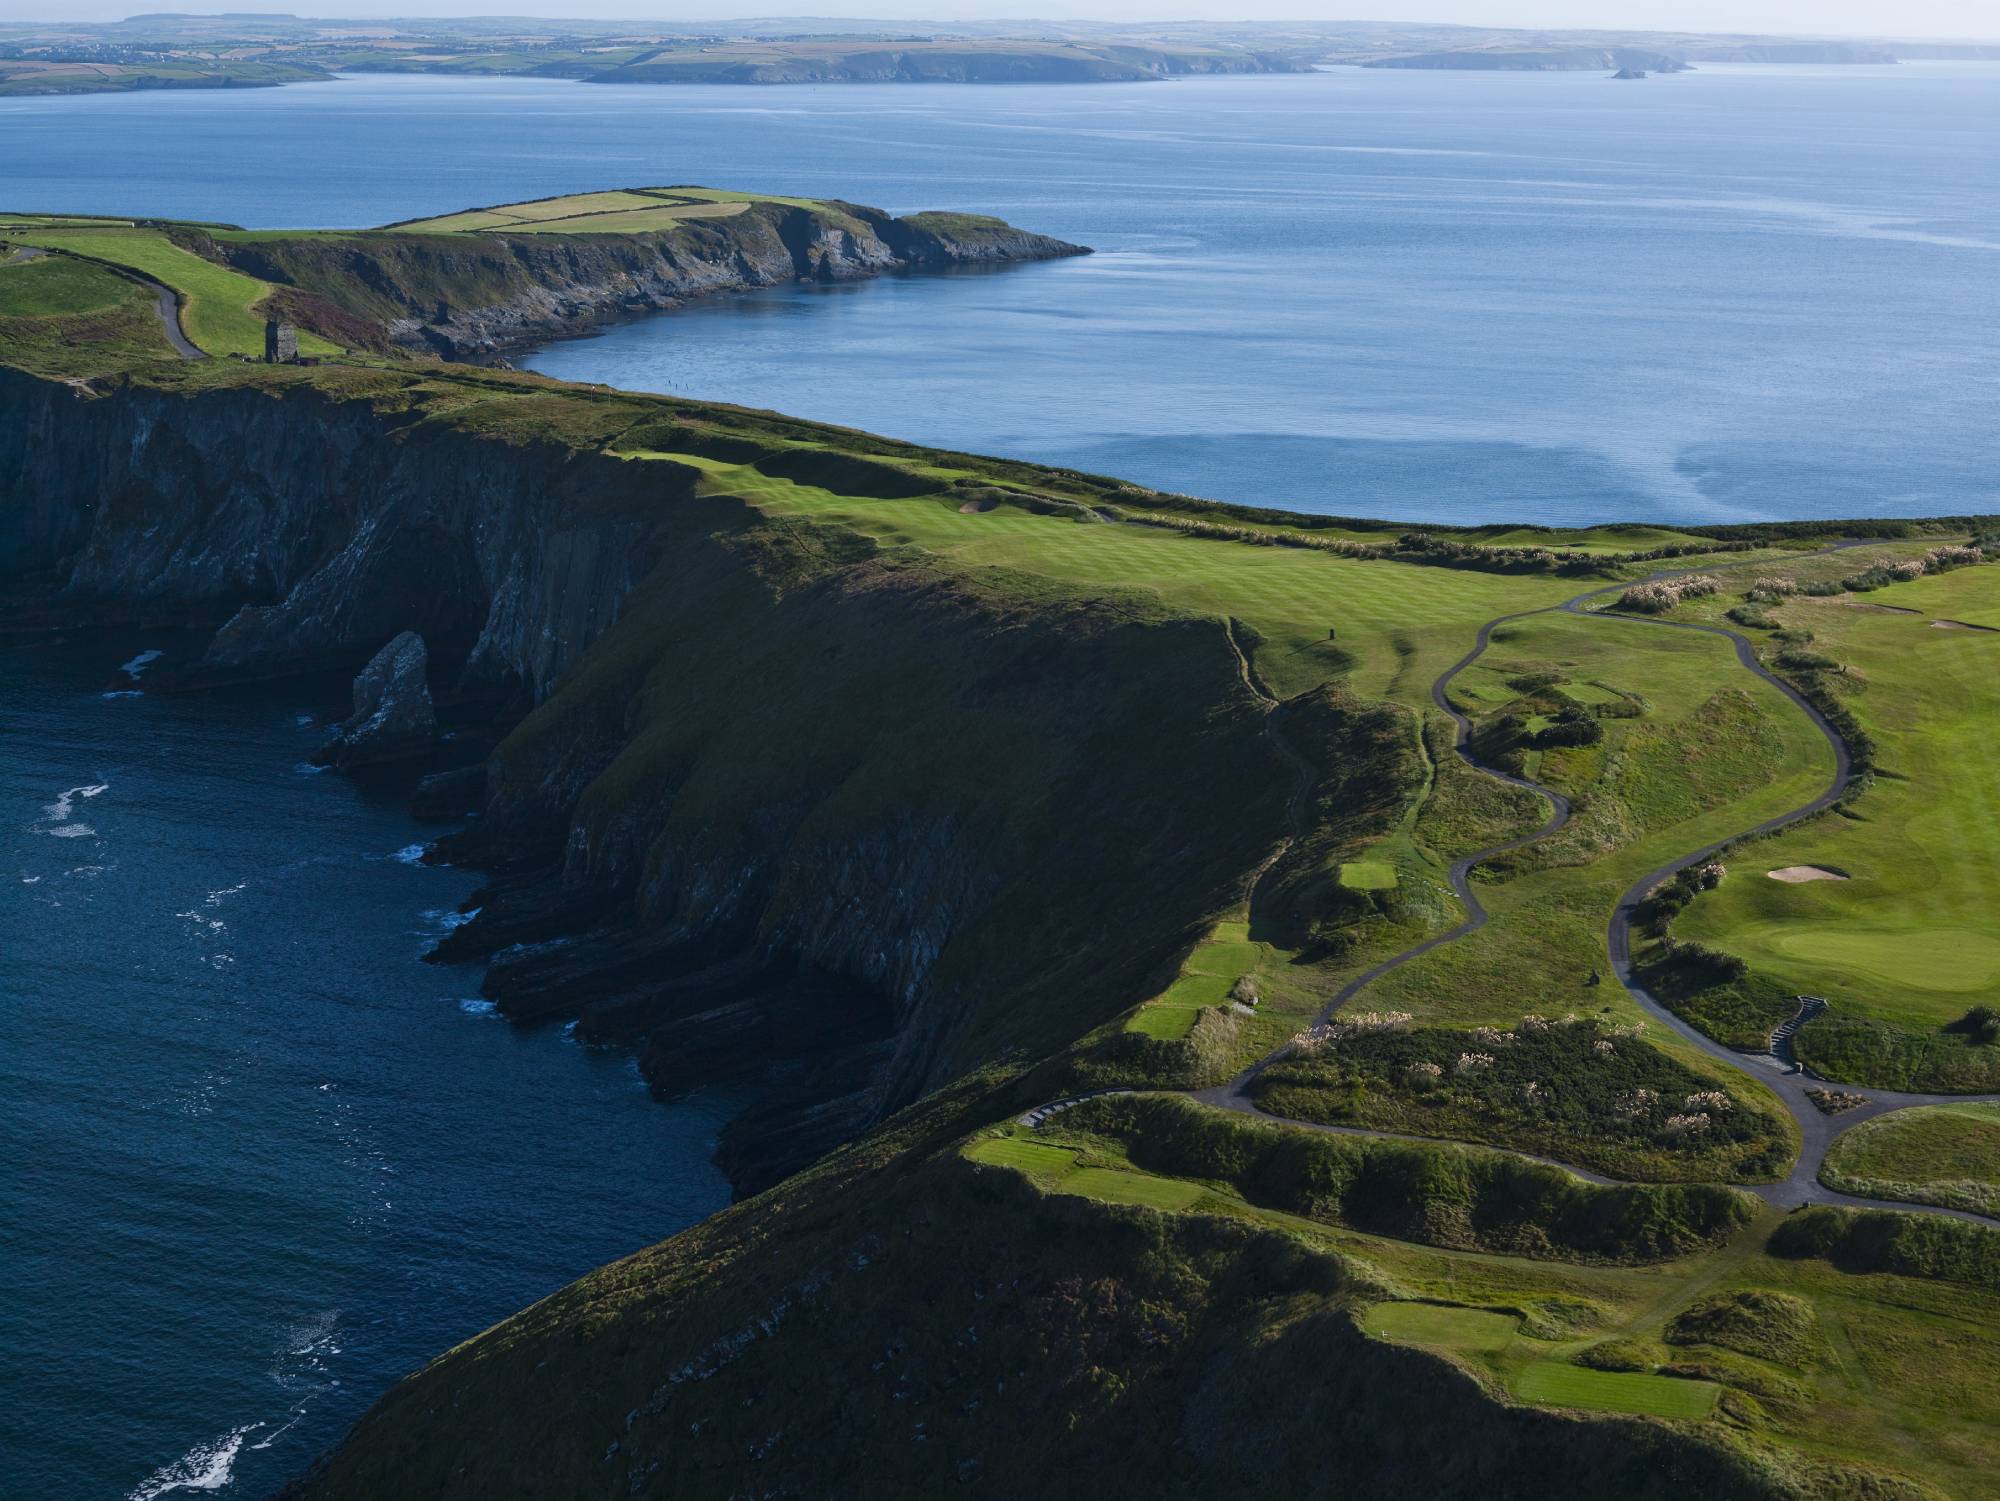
[[42, 782, 108, 823], [424, 905, 480, 932], [249, 1311, 343, 1450], [389, 842, 430, 865], [48, 824, 96, 839], [293, 761, 330, 776], [102, 690, 143, 700], [205, 881, 247, 906], [127, 1425, 256, 1499], [459, 998, 499, 1017], [120, 649, 164, 678]]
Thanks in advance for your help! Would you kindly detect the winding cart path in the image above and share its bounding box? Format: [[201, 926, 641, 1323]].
[[1042, 542, 2000, 1227]]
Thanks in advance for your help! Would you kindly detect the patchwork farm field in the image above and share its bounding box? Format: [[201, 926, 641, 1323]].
[[386, 187, 819, 235]]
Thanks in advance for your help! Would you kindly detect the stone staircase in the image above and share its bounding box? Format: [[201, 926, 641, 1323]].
[[1770, 996, 1828, 1071]]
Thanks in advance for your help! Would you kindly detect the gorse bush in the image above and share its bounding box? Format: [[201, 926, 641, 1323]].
[[1658, 936, 1750, 982], [1251, 1013, 1790, 1181], [1947, 1005, 2000, 1046], [1769, 1206, 2000, 1289], [1617, 575, 1721, 614]]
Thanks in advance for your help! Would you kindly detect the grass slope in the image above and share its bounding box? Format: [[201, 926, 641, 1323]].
[[1820, 1104, 2000, 1218]]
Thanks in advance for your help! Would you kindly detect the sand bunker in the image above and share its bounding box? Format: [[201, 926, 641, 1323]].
[[957, 499, 999, 514], [1768, 865, 1849, 883], [1932, 618, 1999, 633]]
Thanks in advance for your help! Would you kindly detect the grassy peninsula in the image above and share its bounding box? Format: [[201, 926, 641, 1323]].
[[4, 191, 1999, 1501]]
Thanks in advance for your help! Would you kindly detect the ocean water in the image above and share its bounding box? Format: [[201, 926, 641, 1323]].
[[4, 65, 1998, 523], [1, 60, 1997, 1500], [0, 639, 737, 1499]]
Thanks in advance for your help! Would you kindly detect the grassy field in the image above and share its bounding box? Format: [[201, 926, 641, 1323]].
[[0, 220, 339, 357], [0, 251, 169, 370], [1820, 1103, 2000, 1217], [0, 253, 136, 317], [1671, 564, 2000, 1086], [1514, 1361, 1719, 1417], [390, 187, 829, 235], [650, 446, 1590, 706]]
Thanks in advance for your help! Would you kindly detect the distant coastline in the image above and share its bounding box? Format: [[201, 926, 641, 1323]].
[[4, 13, 1997, 98]]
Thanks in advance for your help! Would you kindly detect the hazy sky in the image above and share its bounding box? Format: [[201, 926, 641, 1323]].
[[2, 0, 1994, 38]]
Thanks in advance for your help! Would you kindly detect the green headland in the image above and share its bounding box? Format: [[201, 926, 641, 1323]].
[[3, 188, 1998, 1501]]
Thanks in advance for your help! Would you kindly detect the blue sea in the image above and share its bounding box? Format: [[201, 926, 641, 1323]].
[[0, 641, 738, 1499], [2, 61, 1997, 1500], [5, 65, 1998, 523]]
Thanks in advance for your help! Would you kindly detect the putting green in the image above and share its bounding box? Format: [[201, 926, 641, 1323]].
[[965, 1137, 1078, 1176], [1364, 1302, 1519, 1353], [963, 1134, 1209, 1213], [1514, 1362, 1719, 1419], [1338, 861, 1399, 892], [1759, 925, 2000, 994], [1058, 1168, 1207, 1211], [1124, 922, 1264, 1039], [1557, 681, 1625, 706]]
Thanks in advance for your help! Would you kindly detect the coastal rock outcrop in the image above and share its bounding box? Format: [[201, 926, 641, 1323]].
[[315, 630, 437, 766], [182, 202, 1089, 362]]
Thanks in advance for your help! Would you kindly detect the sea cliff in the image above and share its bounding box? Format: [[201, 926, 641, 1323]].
[[0, 363, 1286, 1189], [187, 202, 1087, 362]]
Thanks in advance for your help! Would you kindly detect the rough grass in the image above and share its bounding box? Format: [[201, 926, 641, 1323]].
[[1252, 1016, 1792, 1183], [1063, 1093, 1757, 1264], [1819, 1104, 2000, 1218], [1767, 1205, 2000, 1289], [0, 253, 133, 316], [1666, 1290, 1820, 1369], [9, 317, 1997, 1501]]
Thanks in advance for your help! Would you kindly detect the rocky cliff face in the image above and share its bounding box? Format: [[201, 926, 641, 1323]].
[[0, 368, 665, 698], [0, 366, 1291, 1192], [184, 202, 1088, 362]]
